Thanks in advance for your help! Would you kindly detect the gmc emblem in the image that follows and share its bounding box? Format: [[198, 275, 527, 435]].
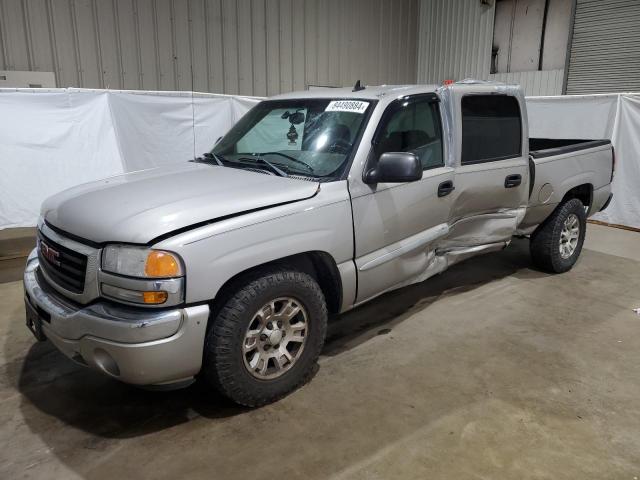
[[40, 241, 61, 267]]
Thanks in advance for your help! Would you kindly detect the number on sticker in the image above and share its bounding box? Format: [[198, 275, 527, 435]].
[[325, 100, 369, 114]]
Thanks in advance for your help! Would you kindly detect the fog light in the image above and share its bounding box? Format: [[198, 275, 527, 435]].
[[101, 284, 168, 305]]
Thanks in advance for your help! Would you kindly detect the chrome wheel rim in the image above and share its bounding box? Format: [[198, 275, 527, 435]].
[[559, 213, 580, 259], [242, 297, 308, 380]]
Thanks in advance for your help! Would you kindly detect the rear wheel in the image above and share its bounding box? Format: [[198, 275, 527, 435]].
[[530, 198, 587, 273], [203, 268, 327, 407]]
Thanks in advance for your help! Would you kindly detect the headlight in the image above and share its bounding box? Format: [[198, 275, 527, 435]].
[[102, 245, 184, 278], [100, 245, 185, 306]]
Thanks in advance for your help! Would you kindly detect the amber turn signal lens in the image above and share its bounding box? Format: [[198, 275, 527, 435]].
[[144, 251, 182, 277], [142, 291, 168, 304]]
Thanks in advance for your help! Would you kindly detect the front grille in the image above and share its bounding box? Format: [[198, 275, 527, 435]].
[[37, 231, 88, 294]]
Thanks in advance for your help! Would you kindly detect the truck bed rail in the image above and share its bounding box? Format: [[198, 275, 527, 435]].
[[529, 138, 611, 159]]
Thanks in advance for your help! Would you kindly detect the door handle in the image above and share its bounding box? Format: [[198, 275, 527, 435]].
[[504, 174, 522, 188], [437, 180, 455, 197]]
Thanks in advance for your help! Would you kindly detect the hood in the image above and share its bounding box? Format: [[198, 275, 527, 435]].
[[42, 162, 319, 244]]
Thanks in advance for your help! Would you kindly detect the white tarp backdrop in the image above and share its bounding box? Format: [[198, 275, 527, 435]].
[[0, 88, 261, 229], [0, 88, 638, 229]]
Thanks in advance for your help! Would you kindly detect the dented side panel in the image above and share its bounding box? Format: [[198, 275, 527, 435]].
[[443, 83, 530, 248], [351, 82, 531, 305]]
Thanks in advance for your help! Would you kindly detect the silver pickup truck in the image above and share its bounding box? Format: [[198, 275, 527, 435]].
[[24, 81, 614, 406]]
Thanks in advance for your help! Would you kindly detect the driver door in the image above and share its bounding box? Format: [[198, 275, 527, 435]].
[[351, 94, 454, 303]]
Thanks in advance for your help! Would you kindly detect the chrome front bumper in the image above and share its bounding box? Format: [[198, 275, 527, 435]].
[[23, 250, 210, 386]]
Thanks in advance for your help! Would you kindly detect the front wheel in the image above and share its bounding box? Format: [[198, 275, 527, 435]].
[[530, 198, 587, 273], [202, 268, 327, 407]]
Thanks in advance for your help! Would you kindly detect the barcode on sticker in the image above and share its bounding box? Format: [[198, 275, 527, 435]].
[[325, 100, 369, 114]]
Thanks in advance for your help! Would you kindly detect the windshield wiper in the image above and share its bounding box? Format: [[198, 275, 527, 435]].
[[236, 156, 289, 177], [258, 152, 314, 173], [204, 152, 225, 166], [193, 152, 225, 166], [198, 152, 288, 177]]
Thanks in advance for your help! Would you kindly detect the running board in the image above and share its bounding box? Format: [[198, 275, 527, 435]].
[[436, 241, 508, 266]]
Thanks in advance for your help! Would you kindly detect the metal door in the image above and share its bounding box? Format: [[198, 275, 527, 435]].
[[442, 84, 529, 250], [351, 94, 455, 303]]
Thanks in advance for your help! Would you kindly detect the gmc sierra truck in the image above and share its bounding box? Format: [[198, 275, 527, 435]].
[[24, 81, 614, 406]]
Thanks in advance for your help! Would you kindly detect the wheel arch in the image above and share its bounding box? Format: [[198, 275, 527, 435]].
[[561, 183, 593, 211], [209, 251, 343, 321], [532, 186, 592, 239]]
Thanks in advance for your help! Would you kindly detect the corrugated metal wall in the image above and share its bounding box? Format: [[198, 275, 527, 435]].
[[488, 69, 564, 97], [416, 0, 564, 96], [417, 0, 494, 83], [0, 0, 419, 95], [566, 0, 640, 94]]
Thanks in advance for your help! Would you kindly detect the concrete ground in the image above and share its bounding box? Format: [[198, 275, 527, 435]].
[[1, 224, 639, 479], [0, 227, 35, 284]]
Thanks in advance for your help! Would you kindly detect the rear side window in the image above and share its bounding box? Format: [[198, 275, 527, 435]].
[[461, 95, 522, 165], [375, 98, 443, 170]]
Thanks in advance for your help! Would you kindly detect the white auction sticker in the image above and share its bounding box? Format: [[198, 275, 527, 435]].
[[325, 100, 369, 114]]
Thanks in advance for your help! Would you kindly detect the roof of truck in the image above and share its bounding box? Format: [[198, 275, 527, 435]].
[[269, 84, 441, 101], [268, 80, 520, 103]]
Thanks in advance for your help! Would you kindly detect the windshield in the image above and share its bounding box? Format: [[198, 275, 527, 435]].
[[212, 98, 374, 180]]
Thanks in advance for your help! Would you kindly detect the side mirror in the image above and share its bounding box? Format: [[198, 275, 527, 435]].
[[364, 152, 422, 184]]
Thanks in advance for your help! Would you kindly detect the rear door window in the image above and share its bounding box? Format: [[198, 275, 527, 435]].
[[461, 95, 522, 165]]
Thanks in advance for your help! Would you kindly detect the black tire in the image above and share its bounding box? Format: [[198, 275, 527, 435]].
[[203, 268, 327, 407], [530, 198, 587, 273]]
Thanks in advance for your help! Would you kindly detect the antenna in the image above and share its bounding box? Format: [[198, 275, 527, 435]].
[[352, 80, 365, 92], [190, 64, 196, 160]]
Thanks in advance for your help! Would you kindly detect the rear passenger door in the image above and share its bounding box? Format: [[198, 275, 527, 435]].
[[442, 88, 529, 248]]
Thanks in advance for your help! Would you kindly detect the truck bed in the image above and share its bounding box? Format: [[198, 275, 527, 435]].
[[519, 137, 613, 233], [529, 138, 611, 159]]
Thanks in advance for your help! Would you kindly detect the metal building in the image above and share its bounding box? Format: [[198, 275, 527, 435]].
[[0, 0, 418, 95], [565, 0, 640, 94], [1, 0, 639, 96], [416, 0, 640, 96], [417, 0, 572, 96]]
